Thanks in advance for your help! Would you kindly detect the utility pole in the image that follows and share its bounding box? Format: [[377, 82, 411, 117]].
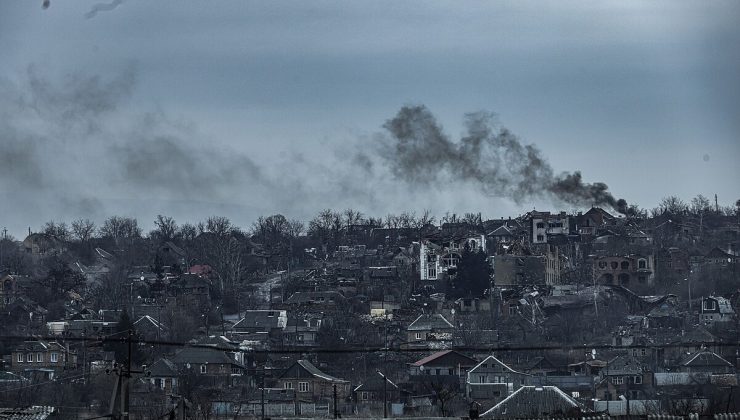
[[333, 383, 338, 419]]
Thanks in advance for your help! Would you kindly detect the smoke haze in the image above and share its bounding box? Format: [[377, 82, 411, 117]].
[[0, 66, 629, 237], [377, 105, 629, 212]]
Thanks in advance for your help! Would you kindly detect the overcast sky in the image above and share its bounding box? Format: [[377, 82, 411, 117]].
[[1, 1, 738, 236]]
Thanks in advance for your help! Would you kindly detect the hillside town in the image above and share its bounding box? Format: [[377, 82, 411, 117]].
[[1, 196, 739, 419]]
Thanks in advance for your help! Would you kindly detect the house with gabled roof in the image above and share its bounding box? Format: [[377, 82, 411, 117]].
[[405, 313, 454, 349], [133, 315, 167, 340], [408, 350, 478, 391], [481, 385, 587, 418], [679, 350, 733, 374], [277, 359, 350, 401], [354, 371, 403, 408], [145, 358, 179, 393], [11, 340, 76, 380], [467, 355, 527, 407]]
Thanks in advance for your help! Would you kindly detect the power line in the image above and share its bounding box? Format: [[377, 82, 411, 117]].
[[1, 334, 737, 354], [0, 372, 86, 394]]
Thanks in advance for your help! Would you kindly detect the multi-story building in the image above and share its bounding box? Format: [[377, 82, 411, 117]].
[[528, 211, 572, 244], [592, 254, 655, 289], [420, 233, 486, 281]]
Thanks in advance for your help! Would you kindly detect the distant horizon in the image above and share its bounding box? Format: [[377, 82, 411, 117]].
[[3, 195, 737, 240]]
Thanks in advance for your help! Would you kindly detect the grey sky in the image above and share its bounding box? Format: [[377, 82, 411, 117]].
[[1, 1, 738, 236]]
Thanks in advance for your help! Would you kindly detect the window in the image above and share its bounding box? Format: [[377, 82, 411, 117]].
[[536, 235, 544, 242], [703, 300, 717, 311], [361, 391, 369, 400], [448, 368, 454, 375], [634, 375, 642, 384], [17, 353, 23, 363], [26, 354, 32, 362], [299, 382, 309, 392], [50, 353, 58, 363], [536, 222, 545, 229], [572, 391, 580, 398], [284, 382, 293, 389], [156, 378, 163, 389], [478, 375, 486, 383], [427, 268, 436, 279], [641, 348, 647, 356], [509, 306, 517, 315], [611, 262, 619, 269], [415, 332, 423, 340], [598, 261, 607, 269], [621, 261, 629, 270], [200, 365, 207, 374], [612, 376, 624, 385], [435, 369, 441, 375], [638, 275, 646, 283], [638, 259, 647, 269], [37, 353, 43, 363]]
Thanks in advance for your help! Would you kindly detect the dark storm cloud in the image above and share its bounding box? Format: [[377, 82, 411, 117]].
[[376, 105, 629, 212]]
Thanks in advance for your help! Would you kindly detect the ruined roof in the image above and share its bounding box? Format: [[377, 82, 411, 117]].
[[232, 310, 287, 331], [170, 347, 240, 366]]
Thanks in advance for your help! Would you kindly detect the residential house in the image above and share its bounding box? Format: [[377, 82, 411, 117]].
[[11, 340, 76, 380], [405, 313, 454, 349], [420, 232, 486, 281], [231, 310, 287, 343], [146, 358, 179, 393], [22, 233, 66, 255], [282, 314, 322, 348], [467, 355, 527, 408], [576, 207, 616, 237], [276, 359, 350, 401], [596, 356, 652, 402], [408, 350, 478, 391], [679, 350, 733, 374], [169, 347, 244, 387], [592, 254, 655, 289], [354, 371, 403, 410], [699, 296, 734, 325], [133, 315, 167, 340], [481, 385, 587, 419], [527, 211, 573, 244]]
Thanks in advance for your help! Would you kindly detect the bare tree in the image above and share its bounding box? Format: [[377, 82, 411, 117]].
[[71, 218, 96, 243], [99, 216, 142, 240], [151, 214, 178, 243], [343, 208, 365, 228], [41, 220, 70, 241]]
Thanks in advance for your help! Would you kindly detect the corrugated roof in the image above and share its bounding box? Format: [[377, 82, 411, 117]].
[[482, 386, 585, 418]]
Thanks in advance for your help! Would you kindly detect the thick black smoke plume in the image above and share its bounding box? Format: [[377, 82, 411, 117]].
[[378, 105, 629, 213]]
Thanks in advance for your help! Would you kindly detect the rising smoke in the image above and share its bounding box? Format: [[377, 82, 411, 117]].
[[376, 105, 630, 213], [84, 0, 125, 19]]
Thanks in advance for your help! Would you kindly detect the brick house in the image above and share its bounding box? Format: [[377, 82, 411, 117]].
[[276, 359, 350, 402], [11, 340, 77, 379]]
